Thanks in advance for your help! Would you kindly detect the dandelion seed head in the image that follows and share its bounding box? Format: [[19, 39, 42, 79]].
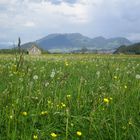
[[96, 71, 100, 78], [136, 74, 140, 79], [122, 126, 126, 130], [50, 70, 55, 78], [45, 82, 49, 87], [33, 75, 38, 80]]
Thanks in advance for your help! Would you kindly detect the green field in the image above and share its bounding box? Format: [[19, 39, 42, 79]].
[[0, 54, 140, 140]]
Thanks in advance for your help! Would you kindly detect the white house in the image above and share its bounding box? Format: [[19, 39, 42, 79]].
[[27, 45, 41, 55]]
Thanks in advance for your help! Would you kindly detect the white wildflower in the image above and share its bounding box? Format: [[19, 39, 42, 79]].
[[96, 71, 100, 78], [45, 82, 49, 87], [33, 75, 38, 80], [50, 70, 55, 78], [136, 74, 140, 79], [9, 74, 13, 77], [19, 78, 23, 82]]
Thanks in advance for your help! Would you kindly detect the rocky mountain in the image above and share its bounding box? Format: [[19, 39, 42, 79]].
[[21, 33, 132, 52]]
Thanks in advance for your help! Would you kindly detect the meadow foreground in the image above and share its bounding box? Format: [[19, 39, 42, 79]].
[[0, 54, 140, 140]]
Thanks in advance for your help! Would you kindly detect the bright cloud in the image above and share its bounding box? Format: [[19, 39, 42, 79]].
[[23, 21, 36, 27]]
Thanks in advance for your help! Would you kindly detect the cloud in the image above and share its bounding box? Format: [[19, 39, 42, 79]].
[[0, 0, 92, 43], [28, 0, 78, 5], [83, 0, 140, 39], [0, 0, 140, 44], [23, 21, 36, 27], [0, 0, 10, 4]]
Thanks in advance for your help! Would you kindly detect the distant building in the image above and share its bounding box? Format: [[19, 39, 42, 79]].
[[27, 45, 41, 55]]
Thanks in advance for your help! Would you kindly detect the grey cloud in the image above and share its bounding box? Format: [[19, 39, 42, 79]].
[[0, 0, 140, 44], [26, 0, 77, 4], [0, 5, 7, 12], [47, 0, 77, 4], [121, 5, 140, 22], [87, 0, 140, 38]]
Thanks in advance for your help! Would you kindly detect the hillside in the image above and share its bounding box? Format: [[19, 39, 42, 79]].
[[21, 33, 131, 52], [114, 43, 140, 54], [36, 33, 91, 51]]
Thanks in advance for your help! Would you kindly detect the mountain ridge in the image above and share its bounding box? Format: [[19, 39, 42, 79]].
[[20, 33, 132, 52]]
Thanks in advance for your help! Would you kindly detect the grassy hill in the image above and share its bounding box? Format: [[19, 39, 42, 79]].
[[114, 43, 140, 54]]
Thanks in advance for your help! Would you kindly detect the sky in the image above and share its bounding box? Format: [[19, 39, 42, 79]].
[[0, 0, 140, 46]]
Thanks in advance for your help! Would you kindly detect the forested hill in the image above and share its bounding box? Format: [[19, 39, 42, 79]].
[[114, 43, 140, 54]]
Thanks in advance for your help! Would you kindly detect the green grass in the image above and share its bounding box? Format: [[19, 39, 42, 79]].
[[0, 54, 140, 140]]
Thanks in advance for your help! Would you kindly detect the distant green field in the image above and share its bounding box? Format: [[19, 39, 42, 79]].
[[0, 54, 140, 140]]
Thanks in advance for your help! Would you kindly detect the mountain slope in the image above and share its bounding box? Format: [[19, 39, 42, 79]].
[[114, 43, 140, 54], [21, 33, 132, 52], [36, 33, 91, 50]]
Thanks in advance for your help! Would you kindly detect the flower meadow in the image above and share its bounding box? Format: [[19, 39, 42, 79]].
[[0, 54, 140, 140]]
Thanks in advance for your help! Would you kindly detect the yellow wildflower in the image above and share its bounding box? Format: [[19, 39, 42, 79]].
[[124, 85, 127, 89], [103, 98, 109, 104], [61, 103, 66, 108], [114, 76, 117, 79], [128, 119, 133, 125], [21, 111, 27, 116], [40, 111, 48, 116], [10, 115, 13, 119], [33, 135, 38, 139], [76, 131, 82, 136], [65, 62, 69, 66], [48, 100, 51, 104], [51, 132, 57, 138], [66, 95, 71, 98], [11, 64, 17, 72]]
